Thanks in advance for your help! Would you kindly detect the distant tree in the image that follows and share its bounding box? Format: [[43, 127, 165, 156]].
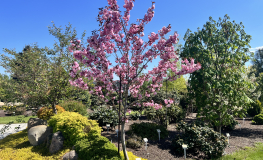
[[250, 48, 263, 78]]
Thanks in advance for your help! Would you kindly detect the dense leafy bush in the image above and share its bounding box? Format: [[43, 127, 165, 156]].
[[130, 111, 141, 120], [58, 100, 87, 116], [120, 151, 148, 160], [126, 134, 144, 149], [172, 120, 228, 159], [89, 105, 119, 128], [126, 122, 168, 141], [37, 105, 65, 120], [247, 100, 262, 117], [209, 115, 239, 131], [48, 111, 102, 147], [252, 113, 263, 125], [75, 134, 121, 160], [145, 104, 185, 125]]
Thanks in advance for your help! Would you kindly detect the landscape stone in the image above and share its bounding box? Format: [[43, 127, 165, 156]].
[[62, 150, 78, 160], [27, 118, 47, 131], [49, 131, 64, 154], [28, 125, 53, 146]]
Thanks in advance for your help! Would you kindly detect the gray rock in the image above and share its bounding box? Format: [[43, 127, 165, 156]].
[[49, 131, 64, 154], [62, 150, 78, 160], [27, 118, 47, 131], [28, 125, 53, 146]]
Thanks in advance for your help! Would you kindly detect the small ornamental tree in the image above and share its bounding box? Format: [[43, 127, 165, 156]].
[[68, 1, 201, 159], [181, 15, 255, 135]]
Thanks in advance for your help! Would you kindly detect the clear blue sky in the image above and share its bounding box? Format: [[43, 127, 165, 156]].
[[1, 0, 262, 80]]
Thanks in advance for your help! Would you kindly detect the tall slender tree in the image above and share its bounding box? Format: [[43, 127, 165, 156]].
[[180, 14, 255, 135]]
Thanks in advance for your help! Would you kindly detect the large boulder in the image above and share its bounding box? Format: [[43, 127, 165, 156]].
[[28, 125, 53, 146], [27, 118, 47, 131], [62, 150, 78, 160], [49, 131, 64, 154]]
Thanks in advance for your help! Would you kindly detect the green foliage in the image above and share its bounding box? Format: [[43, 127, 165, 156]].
[[126, 134, 144, 149], [75, 134, 121, 160], [37, 105, 65, 120], [252, 113, 263, 125], [130, 111, 141, 120], [172, 120, 228, 159], [247, 100, 262, 117], [126, 122, 168, 141], [209, 116, 239, 131], [89, 105, 119, 128], [181, 14, 254, 134], [120, 151, 148, 160], [145, 104, 185, 125], [58, 100, 87, 116], [48, 111, 102, 147]]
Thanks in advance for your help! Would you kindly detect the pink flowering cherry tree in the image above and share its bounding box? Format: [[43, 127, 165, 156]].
[[68, 0, 201, 159]]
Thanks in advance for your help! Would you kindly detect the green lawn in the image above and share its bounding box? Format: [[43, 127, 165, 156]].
[[213, 142, 263, 160], [0, 115, 37, 124]]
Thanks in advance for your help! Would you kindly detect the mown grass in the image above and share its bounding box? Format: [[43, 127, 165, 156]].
[[212, 142, 263, 160], [0, 115, 37, 124]]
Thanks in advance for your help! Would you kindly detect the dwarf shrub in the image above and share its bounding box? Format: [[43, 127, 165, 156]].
[[37, 105, 65, 120], [172, 120, 228, 159], [145, 104, 185, 124], [247, 100, 262, 117], [58, 100, 88, 116], [89, 105, 119, 128], [75, 134, 121, 160], [209, 115, 239, 131], [48, 111, 102, 147], [130, 111, 141, 120], [120, 151, 148, 160], [252, 113, 263, 125], [126, 134, 144, 149], [127, 122, 168, 141]]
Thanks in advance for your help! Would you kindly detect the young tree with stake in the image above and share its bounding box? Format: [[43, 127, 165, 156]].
[[68, 1, 201, 159]]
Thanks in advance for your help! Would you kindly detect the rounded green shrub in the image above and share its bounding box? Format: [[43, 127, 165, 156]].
[[37, 105, 65, 120], [126, 122, 168, 141], [247, 100, 262, 117], [209, 115, 239, 131], [58, 100, 88, 116], [75, 134, 121, 160], [130, 111, 141, 120], [252, 113, 263, 125], [172, 120, 228, 159], [126, 134, 144, 149], [89, 105, 119, 128], [47, 111, 102, 147], [145, 104, 185, 124]]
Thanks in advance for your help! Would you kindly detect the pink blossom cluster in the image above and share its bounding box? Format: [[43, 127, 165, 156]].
[[143, 100, 163, 110], [164, 99, 174, 107], [68, 0, 201, 114]]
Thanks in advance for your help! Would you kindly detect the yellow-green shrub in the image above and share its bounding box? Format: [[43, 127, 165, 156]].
[[120, 151, 148, 160], [47, 111, 102, 147], [75, 134, 121, 160], [37, 105, 65, 120], [58, 100, 88, 116], [0, 129, 71, 160]]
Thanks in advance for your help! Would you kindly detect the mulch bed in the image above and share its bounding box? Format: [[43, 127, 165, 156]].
[[1, 109, 263, 159], [101, 114, 263, 160]]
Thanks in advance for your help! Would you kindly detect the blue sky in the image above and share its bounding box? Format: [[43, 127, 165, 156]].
[[1, 0, 262, 80]]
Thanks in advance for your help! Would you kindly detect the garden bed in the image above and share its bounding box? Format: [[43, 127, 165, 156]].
[[101, 115, 263, 160]]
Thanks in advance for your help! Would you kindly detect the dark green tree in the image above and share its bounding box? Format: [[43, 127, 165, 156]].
[[180, 14, 255, 135]]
